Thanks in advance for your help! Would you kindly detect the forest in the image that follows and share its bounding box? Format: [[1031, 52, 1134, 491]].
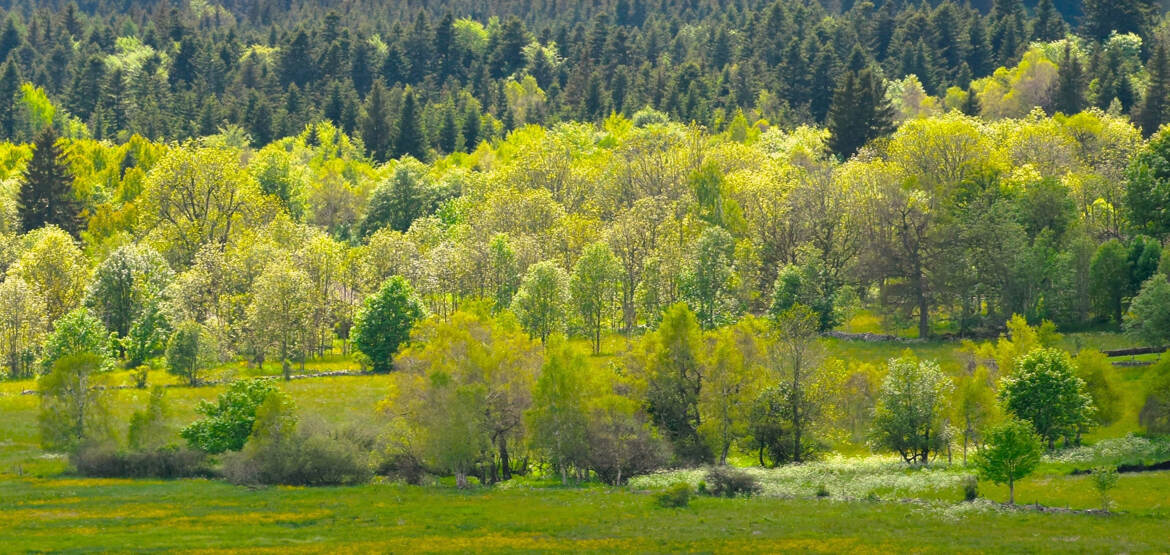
[[1, 0, 1170, 551]]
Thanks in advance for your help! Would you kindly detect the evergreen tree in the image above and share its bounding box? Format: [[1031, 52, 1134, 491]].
[[828, 66, 895, 159], [961, 86, 982, 117], [462, 106, 481, 150], [0, 58, 20, 140], [245, 91, 273, 147], [966, 14, 994, 77], [279, 30, 316, 87], [350, 40, 374, 97], [67, 54, 104, 123], [361, 81, 393, 162], [1081, 0, 1155, 42], [394, 88, 426, 160], [1138, 42, 1170, 137], [489, 16, 528, 78], [438, 102, 459, 154], [0, 17, 21, 62], [18, 127, 81, 235], [1032, 0, 1067, 42], [1052, 44, 1085, 115]]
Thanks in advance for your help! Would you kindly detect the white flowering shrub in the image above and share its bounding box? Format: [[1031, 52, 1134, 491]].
[[629, 455, 973, 500]]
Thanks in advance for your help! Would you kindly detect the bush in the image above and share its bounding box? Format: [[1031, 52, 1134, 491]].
[[181, 378, 279, 454], [962, 475, 979, 502], [702, 466, 761, 498], [220, 394, 372, 486], [73, 444, 210, 478], [221, 430, 373, 486], [1092, 466, 1119, 512], [655, 482, 693, 508], [815, 483, 830, 498], [377, 453, 427, 485]]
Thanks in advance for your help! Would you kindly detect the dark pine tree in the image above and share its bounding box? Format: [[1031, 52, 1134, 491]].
[[18, 126, 80, 235], [0, 17, 21, 62], [67, 54, 105, 123], [1138, 42, 1170, 137], [0, 58, 20, 140], [489, 16, 528, 78], [1052, 44, 1086, 115], [1080, 0, 1155, 42], [394, 89, 426, 160], [961, 86, 982, 117], [351, 40, 374, 97], [245, 91, 273, 147], [966, 14, 994, 77], [1032, 0, 1067, 42], [827, 66, 895, 159], [361, 81, 393, 162], [438, 102, 459, 154], [462, 105, 481, 150], [279, 30, 317, 87]]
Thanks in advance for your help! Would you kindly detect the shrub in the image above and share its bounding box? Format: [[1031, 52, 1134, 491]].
[[128, 386, 170, 451], [1092, 466, 1119, 512], [181, 378, 279, 454], [655, 482, 693, 508], [73, 444, 210, 478], [221, 394, 372, 486], [377, 453, 427, 485], [815, 483, 830, 498], [131, 366, 149, 389], [962, 475, 979, 502], [703, 466, 761, 498]]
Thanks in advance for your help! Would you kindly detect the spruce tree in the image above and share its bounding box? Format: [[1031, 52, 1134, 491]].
[[438, 103, 459, 154], [1138, 42, 1170, 137], [828, 66, 895, 159], [18, 126, 80, 235], [361, 81, 392, 162], [1052, 44, 1085, 115], [394, 88, 426, 160], [245, 91, 272, 147], [350, 40, 374, 97], [828, 71, 862, 159], [1032, 0, 1067, 42], [0, 17, 20, 62], [462, 106, 481, 150], [966, 14, 993, 77], [1081, 0, 1155, 42], [961, 87, 982, 117], [0, 58, 20, 140], [279, 30, 316, 87]]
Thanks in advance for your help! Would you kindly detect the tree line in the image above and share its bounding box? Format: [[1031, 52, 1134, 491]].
[[1, 0, 1170, 159]]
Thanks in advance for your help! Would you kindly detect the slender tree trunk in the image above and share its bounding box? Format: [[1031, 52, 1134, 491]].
[[281, 340, 290, 381], [1008, 478, 1015, 505], [917, 273, 929, 339], [499, 437, 512, 481]]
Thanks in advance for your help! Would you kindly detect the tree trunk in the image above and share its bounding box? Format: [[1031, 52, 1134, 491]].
[[499, 436, 512, 481], [917, 277, 929, 339], [281, 341, 290, 381], [455, 471, 468, 489], [1008, 478, 1015, 505]]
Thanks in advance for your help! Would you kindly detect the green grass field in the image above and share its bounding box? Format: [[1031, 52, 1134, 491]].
[[2, 476, 1170, 552], [2, 332, 1168, 552]]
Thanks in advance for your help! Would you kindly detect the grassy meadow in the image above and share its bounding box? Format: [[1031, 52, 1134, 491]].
[[2, 331, 1169, 552]]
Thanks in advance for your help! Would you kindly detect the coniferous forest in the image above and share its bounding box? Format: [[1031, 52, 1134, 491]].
[[4, 1, 1170, 551]]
